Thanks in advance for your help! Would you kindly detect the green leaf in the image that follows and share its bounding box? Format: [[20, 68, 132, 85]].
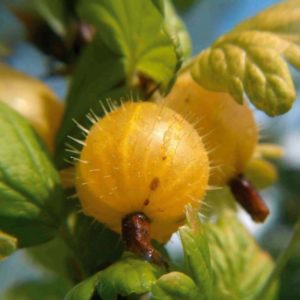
[[164, 0, 192, 61], [205, 211, 277, 300], [32, 0, 67, 36], [179, 206, 213, 300], [65, 252, 164, 300], [27, 237, 72, 280], [64, 274, 99, 300], [55, 0, 178, 167], [151, 272, 200, 300], [77, 0, 177, 84], [172, 0, 200, 11], [0, 102, 64, 247], [192, 0, 300, 116], [179, 207, 277, 300], [54, 37, 130, 167], [0, 231, 17, 260], [5, 278, 71, 300], [71, 214, 123, 275], [97, 252, 164, 300]]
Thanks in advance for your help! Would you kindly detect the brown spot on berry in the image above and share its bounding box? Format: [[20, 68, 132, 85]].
[[162, 155, 167, 160], [184, 97, 190, 103], [144, 198, 150, 206], [150, 177, 160, 191]]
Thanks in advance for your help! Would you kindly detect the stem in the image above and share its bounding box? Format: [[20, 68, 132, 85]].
[[257, 219, 300, 299], [122, 212, 168, 268]]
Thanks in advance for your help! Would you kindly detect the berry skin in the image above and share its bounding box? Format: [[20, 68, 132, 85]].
[[160, 73, 258, 187], [75, 102, 209, 243], [0, 63, 63, 152]]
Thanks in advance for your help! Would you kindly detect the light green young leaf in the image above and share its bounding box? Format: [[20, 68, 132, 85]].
[[204, 188, 237, 217], [205, 211, 277, 300], [151, 272, 200, 300], [192, 0, 300, 116], [164, 0, 192, 61], [234, 0, 300, 33], [97, 252, 164, 300], [77, 0, 177, 84], [64, 274, 99, 300], [0, 102, 64, 247], [0, 231, 17, 260], [179, 206, 213, 300]]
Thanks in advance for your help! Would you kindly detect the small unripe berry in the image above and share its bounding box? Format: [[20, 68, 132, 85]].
[[245, 158, 278, 190], [0, 63, 63, 152], [76, 102, 209, 243]]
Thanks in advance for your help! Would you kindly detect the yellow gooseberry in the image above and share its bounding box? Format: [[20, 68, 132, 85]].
[[0, 63, 63, 152], [159, 72, 271, 222], [160, 72, 258, 187], [75, 101, 209, 243]]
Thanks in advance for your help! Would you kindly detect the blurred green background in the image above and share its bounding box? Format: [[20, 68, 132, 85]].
[[0, 0, 299, 299]]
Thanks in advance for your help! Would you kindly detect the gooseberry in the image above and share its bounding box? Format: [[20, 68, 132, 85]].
[[160, 72, 258, 186], [75, 101, 209, 244], [160, 73, 269, 221], [0, 63, 63, 152]]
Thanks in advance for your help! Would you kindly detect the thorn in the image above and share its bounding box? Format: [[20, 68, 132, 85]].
[[99, 101, 109, 115], [86, 113, 97, 125], [89, 109, 99, 121], [72, 118, 89, 135], [70, 156, 88, 164], [67, 135, 86, 146]]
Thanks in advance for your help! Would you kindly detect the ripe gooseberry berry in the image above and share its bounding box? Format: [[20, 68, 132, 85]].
[[159, 72, 269, 221], [0, 63, 63, 152], [75, 101, 209, 261]]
